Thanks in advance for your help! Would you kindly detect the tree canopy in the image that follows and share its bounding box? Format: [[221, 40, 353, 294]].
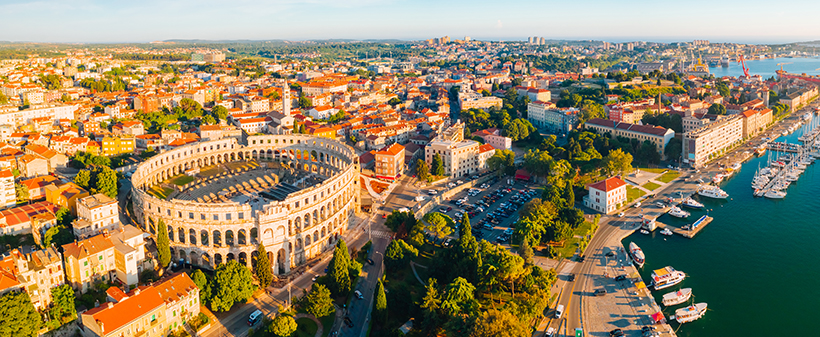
[[210, 260, 255, 312], [302, 284, 335, 318], [0, 291, 42, 337], [254, 244, 273, 288]]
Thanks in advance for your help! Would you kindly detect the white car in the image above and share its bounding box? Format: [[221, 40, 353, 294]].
[[428, 190, 438, 195], [618, 212, 624, 217], [545, 327, 556, 337], [634, 202, 641, 208]]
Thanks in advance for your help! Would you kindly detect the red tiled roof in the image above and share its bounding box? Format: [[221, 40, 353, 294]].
[[588, 177, 627, 192], [87, 286, 165, 334]]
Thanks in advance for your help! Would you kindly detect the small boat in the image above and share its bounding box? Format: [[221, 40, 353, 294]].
[[660, 228, 673, 236], [673, 303, 708, 323], [662, 288, 693, 307], [711, 174, 724, 184], [640, 229, 650, 235], [667, 206, 690, 218], [730, 162, 741, 171], [764, 190, 786, 199], [697, 185, 729, 199], [681, 198, 704, 209], [651, 266, 686, 290], [629, 242, 645, 268]]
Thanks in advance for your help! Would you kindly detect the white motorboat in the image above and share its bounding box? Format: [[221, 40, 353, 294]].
[[730, 162, 741, 171], [711, 174, 724, 184], [640, 229, 650, 235], [764, 190, 786, 199], [651, 266, 686, 290], [681, 197, 704, 209], [697, 185, 729, 199], [673, 303, 708, 323], [667, 206, 690, 218], [662, 288, 693, 307], [660, 228, 673, 236], [629, 242, 645, 268]]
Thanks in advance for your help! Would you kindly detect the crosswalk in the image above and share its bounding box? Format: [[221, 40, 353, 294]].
[[368, 230, 393, 239]]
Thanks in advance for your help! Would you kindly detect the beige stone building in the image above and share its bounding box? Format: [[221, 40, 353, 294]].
[[424, 122, 487, 178], [374, 143, 405, 180], [584, 118, 676, 159], [74, 194, 119, 239], [740, 108, 773, 139], [683, 115, 743, 168], [63, 225, 146, 292], [0, 247, 65, 309]]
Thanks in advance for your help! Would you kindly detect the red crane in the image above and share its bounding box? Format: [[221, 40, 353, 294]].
[[737, 53, 750, 77]]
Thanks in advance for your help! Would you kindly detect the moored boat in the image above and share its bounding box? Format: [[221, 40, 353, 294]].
[[660, 228, 673, 236], [629, 242, 645, 268], [681, 197, 704, 209], [764, 190, 786, 199], [667, 206, 690, 218], [673, 303, 708, 323], [651, 266, 686, 290], [697, 185, 729, 199], [662, 288, 693, 307]]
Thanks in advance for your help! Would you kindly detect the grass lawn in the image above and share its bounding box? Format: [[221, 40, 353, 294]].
[[148, 185, 174, 200], [319, 314, 335, 337], [554, 220, 597, 259], [642, 181, 662, 191], [626, 185, 646, 203], [637, 167, 667, 174], [170, 174, 195, 186], [657, 171, 681, 183], [294, 317, 318, 337]]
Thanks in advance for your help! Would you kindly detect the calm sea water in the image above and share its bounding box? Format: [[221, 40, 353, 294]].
[[623, 123, 820, 336], [709, 56, 820, 78]]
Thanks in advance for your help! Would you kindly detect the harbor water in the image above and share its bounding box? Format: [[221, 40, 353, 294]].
[[709, 56, 820, 79], [624, 129, 820, 336]]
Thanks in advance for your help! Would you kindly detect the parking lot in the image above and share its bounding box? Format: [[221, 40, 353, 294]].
[[425, 177, 540, 245]]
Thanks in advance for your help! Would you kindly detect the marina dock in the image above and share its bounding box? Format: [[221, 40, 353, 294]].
[[656, 216, 713, 239]]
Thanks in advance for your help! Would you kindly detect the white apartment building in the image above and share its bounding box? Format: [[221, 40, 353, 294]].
[[424, 122, 490, 178], [74, 194, 119, 239], [584, 118, 675, 159], [0, 169, 15, 208], [527, 101, 579, 135], [0, 104, 78, 127], [683, 114, 743, 168], [583, 176, 627, 214]]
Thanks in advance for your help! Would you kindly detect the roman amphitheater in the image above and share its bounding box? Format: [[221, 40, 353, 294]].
[[130, 134, 360, 276]]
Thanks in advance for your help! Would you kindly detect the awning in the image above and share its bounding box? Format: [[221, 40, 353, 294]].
[[651, 312, 665, 323], [634, 281, 646, 290]]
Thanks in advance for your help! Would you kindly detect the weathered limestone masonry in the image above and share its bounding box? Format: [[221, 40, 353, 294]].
[[131, 135, 360, 276]]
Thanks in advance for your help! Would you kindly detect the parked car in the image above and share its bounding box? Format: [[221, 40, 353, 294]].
[[594, 289, 607, 296], [610, 328, 624, 337], [366, 258, 375, 265], [344, 317, 354, 328], [615, 275, 627, 281], [428, 190, 437, 195]]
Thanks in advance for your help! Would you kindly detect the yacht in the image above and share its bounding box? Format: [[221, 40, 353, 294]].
[[662, 288, 693, 307], [764, 190, 786, 199], [681, 197, 704, 209], [673, 303, 708, 324], [651, 266, 686, 290], [629, 242, 645, 268], [697, 185, 729, 199], [667, 206, 690, 218]]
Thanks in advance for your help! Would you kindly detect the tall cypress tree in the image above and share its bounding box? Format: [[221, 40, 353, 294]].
[[254, 243, 273, 288], [459, 213, 471, 238], [328, 240, 351, 296], [156, 218, 171, 268], [374, 278, 388, 324], [563, 181, 575, 206]]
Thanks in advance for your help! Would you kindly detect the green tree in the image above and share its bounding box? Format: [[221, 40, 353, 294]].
[[579, 100, 605, 124], [384, 239, 418, 273], [267, 315, 297, 337], [388, 97, 402, 106], [665, 138, 683, 161], [416, 159, 429, 182], [459, 213, 471, 237], [49, 284, 77, 320], [420, 278, 441, 314], [292, 122, 299, 134], [190, 269, 212, 305], [156, 218, 171, 268], [374, 278, 388, 324], [441, 277, 477, 317], [43, 225, 73, 248], [470, 309, 528, 337], [518, 237, 534, 265], [254, 243, 273, 288], [201, 115, 216, 125], [327, 240, 351, 296], [604, 148, 633, 177], [14, 183, 28, 204], [708, 103, 726, 115], [298, 96, 312, 108], [562, 182, 575, 205], [425, 213, 453, 240], [94, 167, 118, 199], [431, 153, 444, 176], [210, 260, 255, 312], [0, 291, 42, 337], [303, 284, 335, 318], [0, 91, 7, 104], [211, 105, 229, 121]]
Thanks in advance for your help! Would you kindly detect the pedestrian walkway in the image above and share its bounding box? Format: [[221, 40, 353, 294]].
[[409, 261, 428, 286]]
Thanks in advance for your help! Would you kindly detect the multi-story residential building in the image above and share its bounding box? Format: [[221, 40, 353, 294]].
[[471, 128, 512, 150], [682, 114, 711, 133], [45, 181, 90, 215], [301, 80, 348, 96], [374, 143, 405, 181], [740, 108, 773, 139], [458, 91, 503, 111], [25, 144, 68, 171], [191, 51, 225, 63], [101, 136, 135, 157], [0, 169, 14, 208], [779, 86, 819, 112], [527, 101, 579, 135], [19, 175, 60, 201], [74, 194, 119, 240], [584, 118, 676, 159], [0, 201, 59, 237], [0, 247, 65, 309], [477, 144, 496, 171], [425, 122, 489, 178], [583, 176, 627, 214], [80, 272, 200, 337], [682, 114, 743, 168], [16, 154, 49, 178], [62, 225, 146, 292]]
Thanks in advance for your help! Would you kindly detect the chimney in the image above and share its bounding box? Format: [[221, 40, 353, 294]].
[[107, 302, 113, 309]]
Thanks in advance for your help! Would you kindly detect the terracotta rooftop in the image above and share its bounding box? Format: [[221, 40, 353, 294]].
[[588, 177, 627, 192]]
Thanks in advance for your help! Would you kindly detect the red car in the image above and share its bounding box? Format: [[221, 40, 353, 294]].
[[381, 214, 387, 219]]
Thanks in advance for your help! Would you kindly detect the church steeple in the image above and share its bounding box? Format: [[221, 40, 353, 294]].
[[282, 78, 291, 115]]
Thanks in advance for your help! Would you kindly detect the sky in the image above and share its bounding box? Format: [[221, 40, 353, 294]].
[[1, 0, 820, 44]]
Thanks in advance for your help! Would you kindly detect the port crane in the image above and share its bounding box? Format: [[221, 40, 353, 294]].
[[777, 62, 793, 72], [737, 52, 750, 77]]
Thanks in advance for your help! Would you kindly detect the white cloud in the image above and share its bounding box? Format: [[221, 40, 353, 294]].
[[496, 20, 503, 29]]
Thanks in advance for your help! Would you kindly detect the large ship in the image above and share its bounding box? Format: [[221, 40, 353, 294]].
[[662, 288, 693, 307], [629, 242, 645, 268], [697, 185, 729, 199], [651, 266, 686, 290], [673, 303, 708, 323]]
